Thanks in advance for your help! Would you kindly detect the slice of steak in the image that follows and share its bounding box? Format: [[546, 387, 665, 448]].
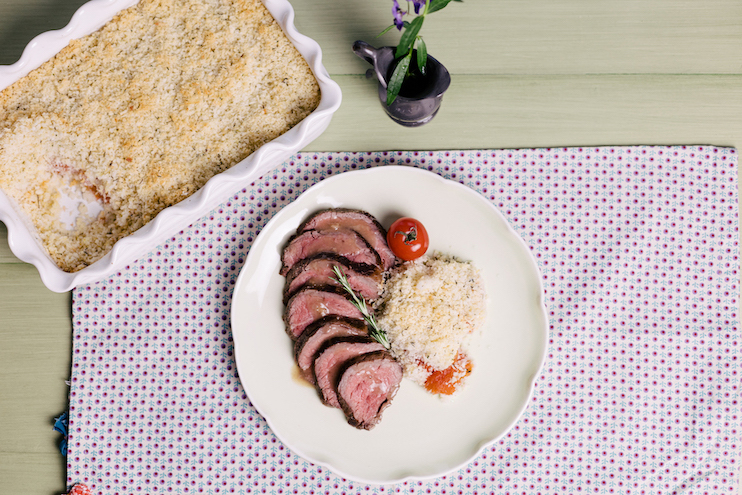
[[312, 336, 385, 409], [298, 208, 397, 271], [283, 253, 383, 304], [336, 351, 403, 430], [293, 315, 368, 384], [283, 286, 363, 340], [280, 229, 381, 276]]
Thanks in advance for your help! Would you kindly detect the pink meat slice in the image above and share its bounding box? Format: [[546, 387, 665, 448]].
[[299, 208, 397, 271], [312, 337, 384, 409], [337, 351, 403, 430], [283, 287, 363, 340], [293, 316, 368, 384], [280, 229, 381, 276], [283, 253, 382, 304]]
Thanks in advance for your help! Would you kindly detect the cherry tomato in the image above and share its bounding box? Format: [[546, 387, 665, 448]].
[[387, 217, 429, 261]]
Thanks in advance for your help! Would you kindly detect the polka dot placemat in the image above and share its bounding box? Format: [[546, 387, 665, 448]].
[[70, 146, 739, 494]]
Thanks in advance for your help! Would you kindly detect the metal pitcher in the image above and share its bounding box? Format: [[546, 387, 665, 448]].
[[352, 40, 451, 127]]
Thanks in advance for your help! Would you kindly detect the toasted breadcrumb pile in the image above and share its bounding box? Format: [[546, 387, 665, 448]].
[[0, 0, 320, 272], [375, 252, 486, 387]]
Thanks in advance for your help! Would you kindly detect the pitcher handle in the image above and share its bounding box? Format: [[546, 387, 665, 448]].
[[352, 40, 378, 65], [352, 40, 389, 88]]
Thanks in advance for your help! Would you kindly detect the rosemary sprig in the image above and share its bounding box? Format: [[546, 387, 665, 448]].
[[331, 265, 390, 350]]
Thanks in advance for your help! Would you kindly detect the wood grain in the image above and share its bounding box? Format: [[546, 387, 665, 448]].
[[0, 264, 71, 494], [295, 0, 742, 76], [309, 74, 742, 151]]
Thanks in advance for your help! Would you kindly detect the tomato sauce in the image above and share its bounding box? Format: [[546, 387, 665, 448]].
[[421, 350, 473, 395]]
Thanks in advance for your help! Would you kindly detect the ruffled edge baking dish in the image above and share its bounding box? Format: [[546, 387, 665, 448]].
[[0, 0, 342, 292]]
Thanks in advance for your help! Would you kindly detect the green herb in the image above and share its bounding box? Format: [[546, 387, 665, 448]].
[[383, 0, 462, 105], [332, 265, 390, 350]]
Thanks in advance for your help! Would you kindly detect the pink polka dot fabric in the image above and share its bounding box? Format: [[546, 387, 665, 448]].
[[70, 146, 739, 494]]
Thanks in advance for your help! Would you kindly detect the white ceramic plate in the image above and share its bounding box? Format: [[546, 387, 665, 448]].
[[0, 0, 341, 292], [231, 166, 548, 484]]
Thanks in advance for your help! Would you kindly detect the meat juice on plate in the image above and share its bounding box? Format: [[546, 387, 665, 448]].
[[279, 208, 487, 429], [279, 209, 401, 430]]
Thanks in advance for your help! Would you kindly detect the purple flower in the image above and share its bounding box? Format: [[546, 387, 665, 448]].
[[412, 0, 426, 14], [392, 0, 404, 30]]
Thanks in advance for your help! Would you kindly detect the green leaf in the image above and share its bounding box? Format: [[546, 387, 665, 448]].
[[378, 20, 410, 38], [395, 15, 424, 58], [386, 50, 412, 106], [416, 37, 428, 74], [428, 0, 455, 14], [377, 24, 396, 37]]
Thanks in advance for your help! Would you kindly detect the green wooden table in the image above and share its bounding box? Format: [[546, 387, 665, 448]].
[[1, 0, 740, 492]]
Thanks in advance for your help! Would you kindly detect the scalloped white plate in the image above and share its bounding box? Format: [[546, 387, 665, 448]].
[[0, 0, 341, 292], [231, 166, 548, 484]]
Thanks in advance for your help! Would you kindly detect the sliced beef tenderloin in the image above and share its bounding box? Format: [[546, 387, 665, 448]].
[[312, 336, 385, 409], [298, 208, 397, 270], [283, 253, 383, 304], [280, 229, 381, 276], [293, 316, 368, 384], [283, 286, 363, 340], [336, 351, 403, 430]]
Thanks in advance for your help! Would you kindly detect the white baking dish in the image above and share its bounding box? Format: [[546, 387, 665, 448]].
[[0, 0, 342, 292]]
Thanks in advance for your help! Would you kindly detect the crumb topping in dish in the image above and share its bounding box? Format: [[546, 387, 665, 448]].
[[0, 0, 321, 272], [375, 252, 486, 393]]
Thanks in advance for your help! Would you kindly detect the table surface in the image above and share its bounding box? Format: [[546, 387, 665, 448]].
[[0, 0, 740, 493]]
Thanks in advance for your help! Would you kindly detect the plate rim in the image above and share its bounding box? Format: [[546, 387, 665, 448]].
[[230, 165, 549, 484]]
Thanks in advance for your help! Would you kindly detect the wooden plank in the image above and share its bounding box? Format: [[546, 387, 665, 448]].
[[291, 0, 742, 75], [0, 0, 740, 74], [0, 262, 70, 495], [0, 264, 71, 454], [0, 223, 21, 263], [0, 453, 66, 494], [0, 264, 70, 490], [305, 74, 742, 152], [0, 0, 88, 65]]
